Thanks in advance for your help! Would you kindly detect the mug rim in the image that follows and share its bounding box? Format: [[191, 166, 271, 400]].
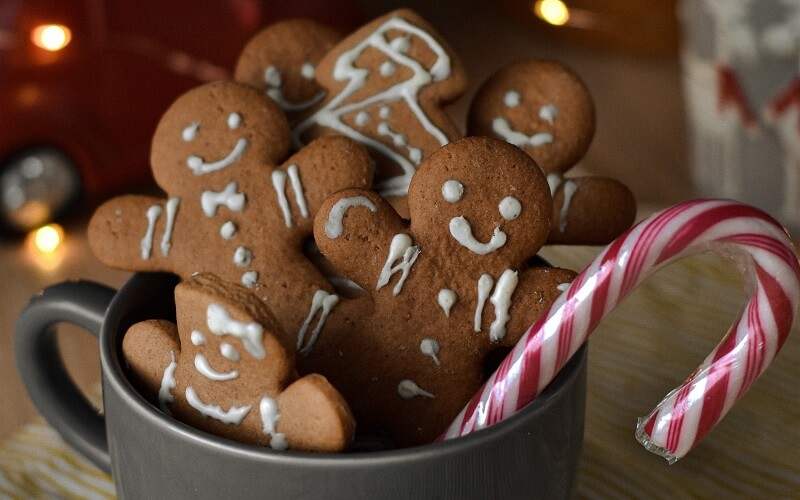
[[100, 271, 587, 466]]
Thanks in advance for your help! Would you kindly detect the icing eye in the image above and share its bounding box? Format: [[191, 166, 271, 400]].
[[499, 196, 521, 220], [300, 62, 315, 80], [220, 342, 240, 361], [442, 180, 464, 203], [355, 111, 370, 126], [503, 90, 521, 108], [182, 122, 200, 142], [539, 103, 558, 124], [227, 112, 242, 129], [264, 65, 282, 87], [379, 106, 391, 120]]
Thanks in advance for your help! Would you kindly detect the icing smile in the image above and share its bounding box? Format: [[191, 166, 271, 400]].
[[187, 137, 249, 175], [194, 353, 238, 381], [449, 216, 507, 255], [491, 117, 553, 148]]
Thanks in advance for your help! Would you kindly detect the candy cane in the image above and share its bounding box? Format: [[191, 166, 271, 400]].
[[440, 199, 800, 463]]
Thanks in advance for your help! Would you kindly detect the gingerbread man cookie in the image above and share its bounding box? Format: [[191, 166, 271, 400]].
[[468, 59, 636, 244], [123, 273, 355, 452], [304, 137, 576, 447], [234, 18, 342, 123], [292, 8, 467, 213], [88, 80, 373, 339]]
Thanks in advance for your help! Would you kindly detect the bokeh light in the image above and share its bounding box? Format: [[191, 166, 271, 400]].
[[31, 24, 72, 51], [533, 0, 571, 26]]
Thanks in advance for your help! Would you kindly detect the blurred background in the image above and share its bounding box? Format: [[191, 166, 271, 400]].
[[1, 0, 798, 496]]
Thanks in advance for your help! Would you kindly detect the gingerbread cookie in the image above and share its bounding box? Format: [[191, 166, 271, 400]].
[[234, 19, 342, 123], [468, 59, 636, 244], [292, 8, 467, 213], [304, 137, 577, 447], [123, 273, 355, 452], [88, 80, 373, 341]]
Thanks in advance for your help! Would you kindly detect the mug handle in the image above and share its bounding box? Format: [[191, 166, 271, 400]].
[[14, 280, 116, 474]]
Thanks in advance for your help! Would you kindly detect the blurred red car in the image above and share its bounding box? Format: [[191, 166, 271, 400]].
[[0, 0, 361, 231]]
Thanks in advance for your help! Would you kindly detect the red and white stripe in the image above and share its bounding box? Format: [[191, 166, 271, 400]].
[[440, 200, 800, 462]]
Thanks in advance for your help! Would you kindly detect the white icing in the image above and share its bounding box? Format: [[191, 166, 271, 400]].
[[420, 338, 441, 365], [297, 290, 340, 356], [206, 303, 265, 359], [220, 220, 237, 240], [437, 288, 456, 317], [158, 351, 177, 414], [449, 216, 507, 255], [379, 106, 392, 119], [227, 112, 242, 129], [185, 386, 251, 424], [547, 173, 563, 195], [264, 65, 326, 112], [141, 204, 162, 260], [397, 379, 435, 399], [220, 342, 239, 361], [191, 330, 207, 346], [441, 180, 464, 203], [264, 65, 282, 87], [355, 111, 371, 126], [504, 90, 521, 108], [492, 117, 553, 148], [241, 271, 258, 288], [539, 103, 558, 125], [557, 282, 571, 292], [141, 198, 180, 260], [201, 181, 246, 217], [271, 164, 308, 228], [187, 137, 249, 175], [376, 234, 420, 295], [377, 122, 407, 146], [559, 180, 578, 232], [160, 197, 180, 256], [408, 147, 422, 163], [380, 60, 397, 77], [498, 196, 521, 221], [182, 122, 199, 142], [292, 15, 453, 197], [300, 62, 316, 80], [488, 269, 519, 342], [260, 396, 289, 450], [324, 196, 378, 238], [194, 353, 238, 381], [233, 246, 253, 267], [474, 274, 493, 332]]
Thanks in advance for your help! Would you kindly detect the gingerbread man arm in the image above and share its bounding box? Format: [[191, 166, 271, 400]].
[[88, 194, 184, 273], [549, 176, 636, 245], [276, 373, 355, 453], [314, 188, 408, 292], [122, 319, 181, 408], [271, 136, 373, 235]]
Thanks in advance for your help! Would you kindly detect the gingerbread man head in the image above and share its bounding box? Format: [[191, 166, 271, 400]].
[[306, 137, 576, 446], [89, 80, 373, 336], [123, 273, 355, 452], [468, 60, 636, 244], [234, 19, 342, 123]]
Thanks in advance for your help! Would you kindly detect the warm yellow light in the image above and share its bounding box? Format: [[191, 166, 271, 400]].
[[533, 0, 571, 26], [34, 224, 64, 254], [31, 24, 72, 51]]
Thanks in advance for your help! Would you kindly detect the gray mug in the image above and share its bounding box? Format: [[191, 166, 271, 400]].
[[15, 272, 587, 499]]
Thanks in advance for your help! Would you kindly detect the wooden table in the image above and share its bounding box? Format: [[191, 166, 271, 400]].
[[2, 1, 798, 497]]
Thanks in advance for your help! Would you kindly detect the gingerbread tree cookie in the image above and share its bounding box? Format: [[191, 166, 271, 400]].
[[88, 80, 373, 338], [123, 273, 355, 452], [292, 8, 467, 212], [468, 59, 636, 244], [304, 137, 577, 447]]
